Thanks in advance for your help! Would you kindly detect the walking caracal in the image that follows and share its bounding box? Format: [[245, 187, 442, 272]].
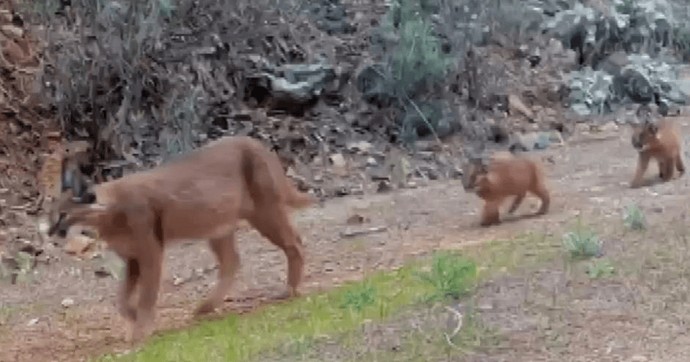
[[47, 135, 316, 342], [630, 117, 685, 188], [462, 151, 550, 226]]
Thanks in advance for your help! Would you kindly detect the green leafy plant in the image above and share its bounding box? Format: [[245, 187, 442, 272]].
[[623, 204, 647, 231], [586, 259, 615, 279], [416, 251, 477, 302], [562, 221, 602, 260], [376, 0, 452, 144], [340, 282, 377, 312]]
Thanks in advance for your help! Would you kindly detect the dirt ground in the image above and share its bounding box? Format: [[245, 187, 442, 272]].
[[2, 116, 690, 362]]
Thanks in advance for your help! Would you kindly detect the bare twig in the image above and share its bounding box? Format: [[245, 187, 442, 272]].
[[340, 226, 388, 238]]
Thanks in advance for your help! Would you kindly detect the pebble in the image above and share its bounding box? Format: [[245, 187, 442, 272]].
[[61, 298, 75, 308]]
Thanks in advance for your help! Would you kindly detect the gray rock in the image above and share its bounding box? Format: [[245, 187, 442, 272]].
[[566, 53, 689, 115], [509, 131, 562, 152], [301, 0, 355, 35], [244, 59, 337, 114], [542, 0, 680, 69], [566, 67, 615, 115]]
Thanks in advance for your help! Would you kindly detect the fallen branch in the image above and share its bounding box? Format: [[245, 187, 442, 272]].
[[339, 226, 388, 238]]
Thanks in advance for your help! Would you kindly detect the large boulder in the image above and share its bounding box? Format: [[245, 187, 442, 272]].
[[566, 53, 689, 116]]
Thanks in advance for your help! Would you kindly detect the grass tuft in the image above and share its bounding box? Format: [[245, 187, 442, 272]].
[[416, 251, 477, 302], [562, 220, 602, 260], [623, 204, 647, 231], [586, 259, 615, 279]]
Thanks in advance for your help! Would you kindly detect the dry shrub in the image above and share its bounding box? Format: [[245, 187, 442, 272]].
[[25, 0, 304, 173]]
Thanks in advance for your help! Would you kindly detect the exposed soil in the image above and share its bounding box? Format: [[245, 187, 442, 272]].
[[1, 113, 690, 361]]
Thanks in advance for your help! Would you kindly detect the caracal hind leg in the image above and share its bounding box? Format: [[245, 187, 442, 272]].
[[118, 258, 140, 322], [532, 182, 550, 215], [631, 154, 650, 188], [249, 205, 305, 299], [659, 158, 674, 182], [127, 240, 163, 343], [480, 200, 501, 227], [194, 232, 241, 316], [676, 152, 685, 175], [507, 192, 526, 214]]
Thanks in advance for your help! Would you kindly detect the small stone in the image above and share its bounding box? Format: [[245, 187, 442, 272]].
[[346, 214, 366, 225], [508, 94, 534, 120], [346, 141, 373, 153], [1, 25, 24, 39], [26, 318, 39, 327], [366, 157, 377, 166], [63, 233, 96, 257], [37, 219, 50, 235], [329, 153, 347, 168], [173, 275, 185, 286], [61, 298, 75, 308], [477, 302, 493, 311]]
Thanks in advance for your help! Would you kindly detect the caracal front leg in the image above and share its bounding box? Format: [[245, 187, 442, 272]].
[[194, 232, 241, 316], [480, 200, 501, 227], [118, 258, 140, 322], [630, 153, 651, 188], [507, 192, 526, 214]]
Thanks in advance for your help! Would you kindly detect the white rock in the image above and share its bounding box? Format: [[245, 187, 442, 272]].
[[61, 298, 75, 308]]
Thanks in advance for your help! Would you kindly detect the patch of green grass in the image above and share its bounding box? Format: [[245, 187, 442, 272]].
[[100, 232, 561, 362], [416, 252, 477, 302], [623, 204, 647, 231], [562, 221, 602, 260], [99, 252, 477, 362], [340, 280, 377, 311], [268, 233, 559, 362], [467, 231, 561, 274], [586, 259, 615, 279], [0, 306, 15, 326]]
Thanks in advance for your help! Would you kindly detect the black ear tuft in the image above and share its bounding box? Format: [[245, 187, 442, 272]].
[[82, 190, 97, 204], [57, 226, 68, 238]]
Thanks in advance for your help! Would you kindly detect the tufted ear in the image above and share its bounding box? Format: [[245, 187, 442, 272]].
[[644, 120, 658, 135], [470, 155, 488, 174]]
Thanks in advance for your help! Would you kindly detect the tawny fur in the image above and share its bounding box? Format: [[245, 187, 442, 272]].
[[629, 118, 685, 188], [47, 136, 315, 343], [462, 152, 550, 227]]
